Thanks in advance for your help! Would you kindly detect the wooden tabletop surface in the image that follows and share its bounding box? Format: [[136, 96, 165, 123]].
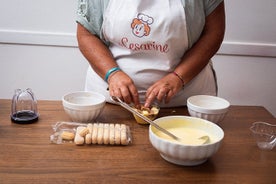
[[0, 99, 275, 184]]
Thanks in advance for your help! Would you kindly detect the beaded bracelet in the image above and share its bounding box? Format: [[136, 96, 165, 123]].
[[104, 67, 121, 82], [172, 71, 185, 86]]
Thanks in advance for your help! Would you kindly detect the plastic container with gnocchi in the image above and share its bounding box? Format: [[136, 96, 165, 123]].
[[50, 121, 132, 146]]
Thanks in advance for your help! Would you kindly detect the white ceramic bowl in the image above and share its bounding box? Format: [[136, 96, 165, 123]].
[[149, 116, 224, 166], [62, 91, 106, 123], [187, 95, 230, 123]]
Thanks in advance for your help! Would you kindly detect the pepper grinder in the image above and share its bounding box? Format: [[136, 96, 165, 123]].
[[11, 88, 39, 124]]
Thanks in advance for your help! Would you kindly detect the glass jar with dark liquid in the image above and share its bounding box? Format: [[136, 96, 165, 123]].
[[11, 88, 39, 124]]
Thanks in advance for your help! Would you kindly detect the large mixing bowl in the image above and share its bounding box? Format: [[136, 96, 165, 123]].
[[149, 116, 224, 166]]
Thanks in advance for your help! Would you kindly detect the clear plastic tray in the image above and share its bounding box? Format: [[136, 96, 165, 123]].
[[50, 121, 132, 146]]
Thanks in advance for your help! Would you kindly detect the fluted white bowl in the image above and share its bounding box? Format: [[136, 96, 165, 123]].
[[149, 116, 224, 166], [62, 91, 106, 123], [187, 95, 230, 123]]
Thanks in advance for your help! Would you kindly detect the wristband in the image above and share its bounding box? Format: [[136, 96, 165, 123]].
[[104, 67, 121, 82], [172, 71, 185, 86]]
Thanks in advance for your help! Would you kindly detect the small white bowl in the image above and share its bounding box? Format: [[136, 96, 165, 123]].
[[62, 91, 106, 123], [187, 95, 230, 123], [149, 116, 224, 166]]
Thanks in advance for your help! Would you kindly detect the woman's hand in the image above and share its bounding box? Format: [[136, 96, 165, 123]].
[[144, 2, 225, 108], [77, 23, 140, 106], [108, 71, 140, 106], [144, 73, 183, 107]]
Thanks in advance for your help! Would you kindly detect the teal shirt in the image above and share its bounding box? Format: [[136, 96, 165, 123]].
[[76, 0, 223, 48]]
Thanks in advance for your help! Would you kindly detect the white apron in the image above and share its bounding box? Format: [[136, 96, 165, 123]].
[[85, 0, 216, 107]]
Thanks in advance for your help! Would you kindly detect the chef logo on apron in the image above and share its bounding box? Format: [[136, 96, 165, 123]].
[[131, 13, 154, 38], [119, 13, 169, 53]]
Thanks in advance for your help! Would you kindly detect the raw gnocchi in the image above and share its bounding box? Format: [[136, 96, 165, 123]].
[[74, 123, 131, 146]]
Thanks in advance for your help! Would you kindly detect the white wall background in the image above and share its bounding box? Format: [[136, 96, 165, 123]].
[[0, 0, 275, 117]]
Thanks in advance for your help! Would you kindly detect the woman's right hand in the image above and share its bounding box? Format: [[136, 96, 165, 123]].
[[77, 23, 139, 106], [108, 71, 140, 106]]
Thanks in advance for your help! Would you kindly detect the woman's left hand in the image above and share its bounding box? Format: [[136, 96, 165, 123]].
[[144, 73, 183, 107], [144, 2, 225, 108]]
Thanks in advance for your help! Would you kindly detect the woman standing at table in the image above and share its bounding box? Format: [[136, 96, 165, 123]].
[[76, 0, 225, 108]]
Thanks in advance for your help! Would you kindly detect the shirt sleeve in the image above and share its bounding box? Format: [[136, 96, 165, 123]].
[[76, 0, 108, 40], [204, 0, 224, 16]]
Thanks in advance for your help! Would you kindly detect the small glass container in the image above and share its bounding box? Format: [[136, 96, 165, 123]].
[[250, 122, 276, 150], [11, 88, 39, 124]]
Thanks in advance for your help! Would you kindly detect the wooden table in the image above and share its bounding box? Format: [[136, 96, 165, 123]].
[[0, 99, 275, 184]]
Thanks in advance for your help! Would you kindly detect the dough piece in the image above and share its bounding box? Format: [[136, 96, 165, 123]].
[[103, 123, 110, 145], [79, 127, 89, 137], [92, 123, 98, 144], [61, 131, 75, 141], [109, 124, 115, 145], [97, 123, 104, 144], [120, 124, 128, 145], [74, 126, 85, 145], [85, 123, 93, 144], [115, 124, 121, 145]]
